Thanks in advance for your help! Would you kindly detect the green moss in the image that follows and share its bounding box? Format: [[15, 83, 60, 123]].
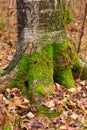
[[42, 44, 53, 60], [63, 10, 75, 25], [11, 50, 54, 99], [36, 105, 61, 118], [37, 105, 50, 113], [0, 19, 4, 29], [11, 56, 29, 95], [54, 67, 75, 88], [11, 41, 81, 98], [3, 123, 13, 130], [53, 41, 77, 88]]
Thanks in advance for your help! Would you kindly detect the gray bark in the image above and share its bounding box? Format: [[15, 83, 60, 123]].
[[5, 0, 66, 74], [5, 0, 39, 73]]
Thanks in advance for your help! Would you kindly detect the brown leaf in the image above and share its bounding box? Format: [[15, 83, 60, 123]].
[[54, 83, 61, 91], [43, 100, 55, 108], [43, 117, 51, 129], [80, 81, 86, 86], [11, 88, 21, 96], [68, 126, 76, 130], [22, 98, 30, 105], [60, 125, 67, 130], [71, 113, 78, 120], [8, 96, 22, 110], [26, 112, 35, 119]]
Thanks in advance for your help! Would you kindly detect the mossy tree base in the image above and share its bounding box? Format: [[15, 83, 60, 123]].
[[11, 45, 54, 99], [10, 41, 81, 99]]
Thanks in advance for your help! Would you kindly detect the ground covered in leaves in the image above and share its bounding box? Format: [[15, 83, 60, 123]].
[[0, 0, 87, 130], [0, 80, 87, 130], [0, 0, 17, 70]]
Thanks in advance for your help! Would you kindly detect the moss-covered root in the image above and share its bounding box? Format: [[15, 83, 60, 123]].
[[11, 49, 54, 100], [11, 41, 81, 99], [54, 67, 75, 88], [53, 42, 78, 88]]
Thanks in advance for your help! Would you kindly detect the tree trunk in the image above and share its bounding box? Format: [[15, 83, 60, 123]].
[[5, 0, 39, 73], [6, 0, 86, 99]]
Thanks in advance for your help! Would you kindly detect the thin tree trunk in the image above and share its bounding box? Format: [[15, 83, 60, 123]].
[[77, 0, 87, 53]]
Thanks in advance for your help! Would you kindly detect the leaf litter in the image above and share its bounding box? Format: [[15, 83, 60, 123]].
[[0, 79, 87, 129]]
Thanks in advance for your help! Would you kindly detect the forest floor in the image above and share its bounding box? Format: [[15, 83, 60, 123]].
[[0, 1, 87, 130]]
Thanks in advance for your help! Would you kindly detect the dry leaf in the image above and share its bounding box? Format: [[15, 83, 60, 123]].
[[60, 125, 67, 130], [54, 83, 61, 91], [68, 126, 76, 130], [68, 88, 76, 93], [23, 98, 30, 104], [26, 112, 35, 119], [71, 113, 78, 120], [80, 81, 86, 86], [43, 100, 55, 108]]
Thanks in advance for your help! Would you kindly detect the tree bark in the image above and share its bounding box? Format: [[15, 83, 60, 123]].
[[4, 0, 87, 99], [5, 0, 39, 74]]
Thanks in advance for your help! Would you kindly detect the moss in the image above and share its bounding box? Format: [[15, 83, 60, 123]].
[[11, 50, 54, 100], [11, 41, 81, 98], [63, 10, 75, 25], [3, 123, 13, 130], [72, 60, 82, 78], [0, 19, 4, 29], [54, 67, 75, 88], [36, 105, 61, 119], [42, 44, 53, 60], [53, 41, 77, 88], [11, 56, 29, 95]]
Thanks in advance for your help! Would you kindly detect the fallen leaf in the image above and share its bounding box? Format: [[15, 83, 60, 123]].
[[43, 100, 55, 108], [68, 88, 76, 93], [60, 125, 67, 130], [54, 83, 61, 91], [23, 98, 30, 104], [26, 112, 35, 119], [43, 117, 51, 129], [71, 113, 78, 120], [68, 126, 76, 130], [80, 81, 86, 86]]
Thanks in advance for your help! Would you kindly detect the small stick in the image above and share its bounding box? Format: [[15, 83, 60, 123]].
[[9, 0, 13, 8], [77, 0, 87, 53]]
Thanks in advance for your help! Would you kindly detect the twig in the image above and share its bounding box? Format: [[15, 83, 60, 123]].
[[9, 0, 13, 8], [77, 0, 87, 53]]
